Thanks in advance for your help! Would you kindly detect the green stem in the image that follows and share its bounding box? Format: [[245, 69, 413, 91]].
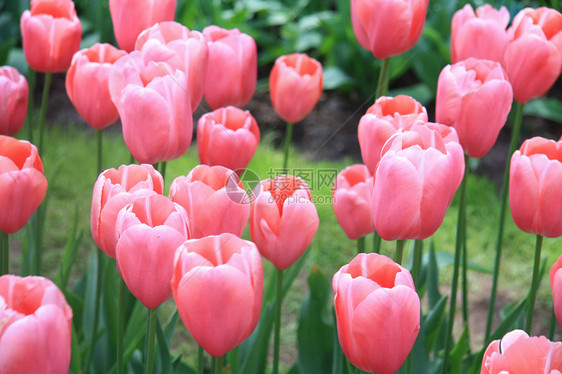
[[272, 268, 284, 374], [373, 231, 381, 254], [160, 161, 167, 187], [375, 58, 391, 98], [32, 205, 44, 275], [357, 236, 365, 254], [461, 156, 470, 342], [549, 307, 556, 340], [38, 72, 52, 155], [1, 231, 8, 275], [282, 123, 294, 173], [83, 250, 105, 372], [395, 240, 405, 265], [525, 234, 543, 334], [26, 68, 36, 142], [145, 308, 157, 374], [117, 277, 126, 374], [129, 153, 136, 164], [412, 240, 423, 287], [97, 130, 103, 173], [198, 345, 205, 374], [485, 102, 525, 341], [214, 355, 223, 374]]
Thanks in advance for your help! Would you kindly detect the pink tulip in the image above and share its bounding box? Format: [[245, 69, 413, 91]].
[[332, 164, 375, 240], [65, 43, 126, 130], [372, 124, 465, 240], [172, 233, 263, 357], [436, 58, 513, 158], [135, 22, 208, 112], [169, 165, 250, 239], [109, 0, 176, 52], [504, 7, 562, 103], [451, 4, 510, 64], [357, 95, 428, 174], [350, 0, 429, 59], [551, 254, 562, 328], [250, 175, 319, 270], [0, 66, 28, 136], [333, 253, 420, 374], [269, 53, 323, 123], [0, 136, 47, 234], [197, 106, 260, 174], [115, 193, 190, 309], [481, 330, 562, 373], [0, 275, 72, 374], [20, 0, 82, 73], [203, 26, 257, 109], [509, 136, 562, 238], [91, 164, 163, 258]]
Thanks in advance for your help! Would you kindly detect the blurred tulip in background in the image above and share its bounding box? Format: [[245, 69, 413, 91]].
[[0, 66, 28, 136]]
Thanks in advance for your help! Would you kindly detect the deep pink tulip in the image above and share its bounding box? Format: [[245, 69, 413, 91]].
[[509, 136, 562, 238], [135, 22, 208, 112], [333, 253, 420, 374], [0, 66, 28, 136], [202, 26, 257, 109], [357, 95, 428, 174], [197, 106, 260, 174], [172, 233, 263, 357], [350, 0, 429, 59], [269, 53, 323, 123], [481, 330, 562, 373], [0, 275, 72, 374], [551, 255, 562, 328], [91, 164, 163, 258], [504, 7, 562, 103], [169, 165, 250, 239], [20, 0, 82, 73], [115, 193, 190, 309], [65, 43, 126, 130], [0, 136, 47, 234], [451, 4, 510, 64], [332, 164, 375, 240], [436, 58, 513, 158], [109, 0, 176, 52], [372, 124, 465, 240], [250, 175, 319, 270]]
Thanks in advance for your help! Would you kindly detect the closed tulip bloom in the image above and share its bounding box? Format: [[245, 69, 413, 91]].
[[0, 136, 47, 234], [91, 164, 163, 258], [0, 66, 28, 136], [333, 253, 420, 374], [135, 22, 208, 112], [65, 43, 126, 130], [170, 165, 250, 239], [481, 330, 562, 373], [172, 233, 263, 357], [0, 275, 72, 374], [436, 58, 513, 158], [20, 0, 82, 73], [250, 175, 319, 270], [203, 26, 257, 109], [358, 95, 428, 174], [109, 0, 176, 52], [332, 164, 374, 240], [197, 106, 260, 173], [269, 53, 323, 123], [451, 4, 510, 64], [504, 7, 562, 103], [551, 255, 562, 328], [509, 137, 562, 238], [350, 0, 429, 59], [115, 193, 190, 309]]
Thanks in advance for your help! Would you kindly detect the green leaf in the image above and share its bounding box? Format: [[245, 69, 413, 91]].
[[156, 314, 172, 374], [434, 250, 492, 274], [55, 205, 83, 292], [448, 324, 470, 374], [69, 323, 82, 374], [323, 66, 355, 90], [524, 97, 562, 124], [389, 83, 434, 106], [426, 243, 442, 308], [238, 303, 275, 374]]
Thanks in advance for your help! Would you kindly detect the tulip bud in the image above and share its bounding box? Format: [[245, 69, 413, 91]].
[[550, 255, 562, 329], [0, 66, 28, 136]]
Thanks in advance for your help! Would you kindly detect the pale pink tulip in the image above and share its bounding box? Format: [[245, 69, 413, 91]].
[[550, 254, 562, 328], [0, 66, 28, 136]]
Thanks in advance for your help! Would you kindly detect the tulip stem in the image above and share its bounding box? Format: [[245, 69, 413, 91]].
[[97, 130, 103, 173], [282, 122, 294, 173], [525, 234, 543, 334], [26, 67, 36, 142], [549, 307, 556, 340], [145, 308, 157, 374], [214, 355, 223, 374], [461, 156, 471, 342], [375, 58, 390, 98], [117, 277, 126, 374], [83, 250, 105, 373], [395, 239, 405, 265], [412, 240, 423, 287], [485, 102, 525, 341], [38, 72, 52, 155], [273, 268, 284, 374], [197, 345, 205, 374], [373, 231, 381, 254], [357, 236, 365, 254], [1, 231, 8, 275]]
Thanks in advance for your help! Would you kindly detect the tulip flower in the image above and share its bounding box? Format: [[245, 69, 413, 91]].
[[551, 254, 562, 328], [172, 233, 263, 357], [509, 137, 562, 238], [197, 106, 260, 173], [169, 165, 250, 239], [269, 53, 323, 124], [0, 66, 28, 136], [135, 22, 209, 112], [91, 164, 163, 258], [332, 164, 375, 240], [250, 175, 319, 270], [451, 4, 510, 64], [333, 253, 420, 374], [481, 330, 562, 373], [65, 43, 126, 130], [0, 275, 73, 374], [358, 95, 428, 174], [504, 7, 562, 103], [0, 136, 47, 234], [436, 58, 513, 158], [203, 26, 257, 109], [20, 0, 82, 73], [109, 0, 176, 52], [372, 124, 465, 240], [350, 0, 429, 59]]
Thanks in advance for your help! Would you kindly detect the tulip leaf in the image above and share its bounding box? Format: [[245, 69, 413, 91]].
[[69, 323, 82, 374], [237, 303, 275, 374], [433, 250, 492, 274], [423, 295, 448, 342], [156, 314, 172, 374], [524, 97, 562, 124], [323, 66, 355, 90], [54, 205, 83, 292], [448, 325, 470, 374], [426, 243, 442, 309]]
